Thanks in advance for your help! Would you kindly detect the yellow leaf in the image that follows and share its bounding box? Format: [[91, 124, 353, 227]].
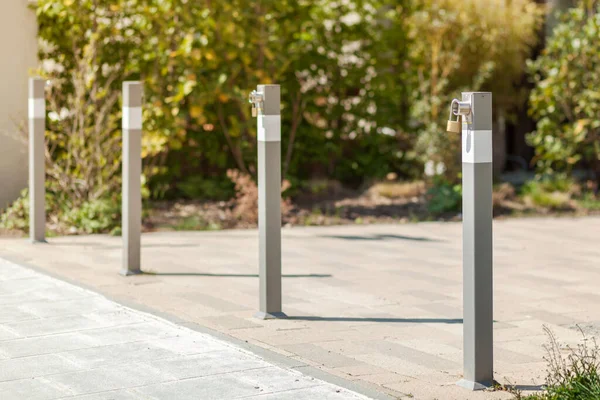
[[574, 119, 589, 135], [218, 93, 229, 103], [190, 105, 203, 118]]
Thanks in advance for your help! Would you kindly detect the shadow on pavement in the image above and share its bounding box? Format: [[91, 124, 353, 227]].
[[506, 384, 545, 392], [285, 316, 462, 323], [145, 272, 332, 278], [319, 234, 440, 242]]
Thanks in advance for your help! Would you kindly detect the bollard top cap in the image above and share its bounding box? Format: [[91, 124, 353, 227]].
[[461, 92, 492, 131], [256, 84, 280, 115], [123, 82, 143, 107]]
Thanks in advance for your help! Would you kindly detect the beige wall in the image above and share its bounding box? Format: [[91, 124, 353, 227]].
[[0, 1, 37, 208]]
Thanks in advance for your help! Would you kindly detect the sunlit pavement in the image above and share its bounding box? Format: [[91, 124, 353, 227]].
[[1, 216, 599, 399]]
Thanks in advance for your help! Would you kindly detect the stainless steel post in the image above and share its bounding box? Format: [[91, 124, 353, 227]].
[[250, 84, 285, 319], [456, 92, 494, 390], [120, 81, 143, 276], [28, 78, 46, 243]]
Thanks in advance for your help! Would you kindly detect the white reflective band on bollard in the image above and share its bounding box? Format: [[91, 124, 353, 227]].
[[462, 130, 492, 164], [122, 107, 143, 130], [258, 115, 281, 142], [29, 99, 46, 119]]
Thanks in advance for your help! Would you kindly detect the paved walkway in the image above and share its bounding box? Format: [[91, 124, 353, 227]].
[[1, 217, 599, 399], [0, 259, 368, 399]]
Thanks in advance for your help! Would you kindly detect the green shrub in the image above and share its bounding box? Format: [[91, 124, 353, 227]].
[[0, 190, 30, 232], [63, 198, 121, 234], [520, 178, 575, 210], [426, 177, 462, 215], [578, 192, 600, 211], [35, 0, 420, 199], [173, 216, 221, 232], [0, 190, 120, 235], [410, 0, 542, 182], [176, 177, 234, 201], [527, 1, 600, 184]]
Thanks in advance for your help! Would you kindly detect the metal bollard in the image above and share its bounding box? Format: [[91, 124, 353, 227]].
[[120, 81, 143, 276], [28, 78, 46, 243], [249, 84, 286, 319], [450, 92, 494, 390]]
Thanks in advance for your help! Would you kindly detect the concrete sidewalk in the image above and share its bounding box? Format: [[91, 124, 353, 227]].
[[0, 258, 369, 400], [1, 217, 599, 399]]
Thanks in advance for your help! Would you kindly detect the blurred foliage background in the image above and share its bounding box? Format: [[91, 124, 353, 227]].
[[2, 0, 599, 234]]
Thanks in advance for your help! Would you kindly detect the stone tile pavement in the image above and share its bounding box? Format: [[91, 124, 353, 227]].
[[0, 259, 370, 399], [1, 216, 599, 399]]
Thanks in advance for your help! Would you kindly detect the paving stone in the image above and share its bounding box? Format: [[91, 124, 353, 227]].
[[21, 297, 118, 319], [59, 389, 144, 400], [134, 366, 359, 400], [148, 333, 230, 355], [0, 324, 20, 340], [46, 362, 174, 395], [79, 322, 179, 347], [0, 377, 74, 400], [59, 340, 180, 369], [0, 332, 95, 358], [0, 353, 83, 382], [281, 343, 362, 368], [334, 363, 390, 378], [0, 259, 368, 400], [4, 314, 120, 337], [148, 349, 270, 379], [0, 307, 39, 323], [362, 340, 458, 370], [1, 217, 599, 399], [242, 385, 367, 399], [200, 315, 263, 330]]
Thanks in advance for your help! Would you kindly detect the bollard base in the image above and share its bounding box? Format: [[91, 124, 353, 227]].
[[30, 239, 48, 244], [456, 379, 493, 391], [254, 311, 287, 320], [119, 268, 143, 277]]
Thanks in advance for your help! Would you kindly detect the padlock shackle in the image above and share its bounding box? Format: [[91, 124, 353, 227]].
[[452, 98, 472, 116], [449, 99, 460, 121], [451, 99, 460, 116]]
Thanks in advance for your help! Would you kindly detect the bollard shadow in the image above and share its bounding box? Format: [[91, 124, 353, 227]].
[[318, 234, 439, 242], [285, 316, 462, 324], [144, 272, 332, 278], [504, 384, 545, 392]]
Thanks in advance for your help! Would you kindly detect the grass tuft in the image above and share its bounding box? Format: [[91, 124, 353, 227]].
[[514, 326, 600, 400]]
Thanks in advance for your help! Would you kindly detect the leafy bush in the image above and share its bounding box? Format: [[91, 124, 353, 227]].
[[0, 190, 31, 232], [35, 0, 421, 197], [176, 177, 234, 201], [410, 0, 542, 181], [426, 177, 462, 215], [63, 198, 121, 234], [527, 1, 600, 184], [21, 0, 544, 235], [0, 190, 120, 235], [520, 178, 576, 210], [578, 192, 600, 211], [173, 216, 221, 232]]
